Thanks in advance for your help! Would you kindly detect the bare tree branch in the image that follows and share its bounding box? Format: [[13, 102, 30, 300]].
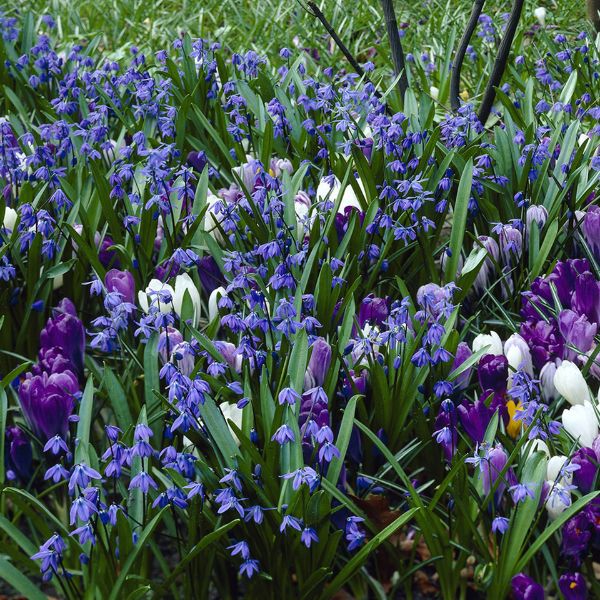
[[306, 1, 367, 79], [451, 0, 486, 112], [477, 0, 525, 125], [380, 0, 408, 97], [588, 0, 600, 31]]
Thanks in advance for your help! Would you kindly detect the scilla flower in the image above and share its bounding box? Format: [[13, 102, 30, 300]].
[[138, 279, 175, 314]]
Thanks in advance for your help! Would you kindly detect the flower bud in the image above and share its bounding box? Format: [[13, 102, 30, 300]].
[[562, 402, 599, 447], [583, 205, 600, 262], [2, 206, 17, 232], [472, 331, 503, 358], [304, 338, 332, 390], [504, 333, 533, 376], [545, 483, 571, 520], [478, 354, 509, 392], [138, 279, 175, 314], [540, 360, 560, 402], [104, 269, 135, 304], [208, 286, 227, 323], [547, 455, 570, 483], [173, 274, 201, 327], [533, 7, 546, 26], [553, 360, 591, 406]]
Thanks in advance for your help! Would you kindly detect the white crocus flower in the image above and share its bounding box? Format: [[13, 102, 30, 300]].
[[208, 286, 227, 323], [545, 482, 571, 520], [173, 273, 201, 327], [3, 206, 17, 232], [533, 7, 547, 26], [562, 402, 599, 447], [472, 331, 504, 358], [138, 279, 175, 314], [316, 176, 365, 212], [546, 455, 572, 485], [553, 360, 591, 406], [220, 402, 244, 445]]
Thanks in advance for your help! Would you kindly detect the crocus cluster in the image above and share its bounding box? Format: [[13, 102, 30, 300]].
[[18, 298, 84, 442]]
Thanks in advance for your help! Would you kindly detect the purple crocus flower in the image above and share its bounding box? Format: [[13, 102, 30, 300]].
[[572, 271, 600, 324], [478, 354, 509, 392], [571, 447, 598, 494], [197, 255, 226, 296], [39, 300, 85, 376], [451, 342, 472, 390], [104, 269, 136, 304], [18, 370, 79, 441], [457, 399, 492, 443], [357, 294, 389, 329], [5, 426, 32, 481], [561, 514, 591, 564], [520, 320, 564, 370], [559, 572, 587, 600], [511, 573, 544, 600], [304, 338, 332, 389], [33, 346, 75, 376], [94, 233, 119, 268], [187, 150, 207, 173]]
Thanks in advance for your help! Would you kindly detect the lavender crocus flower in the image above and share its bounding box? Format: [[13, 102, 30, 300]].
[[39, 300, 85, 375], [451, 342, 472, 390], [304, 338, 331, 389], [18, 370, 79, 441], [104, 269, 136, 304], [474, 235, 500, 291], [558, 309, 597, 359]]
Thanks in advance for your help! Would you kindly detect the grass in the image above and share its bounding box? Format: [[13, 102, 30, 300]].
[[6, 0, 589, 64]]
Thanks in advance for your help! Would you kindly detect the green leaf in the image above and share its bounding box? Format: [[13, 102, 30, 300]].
[[144, 333, 162, 440], [445, 159, 473, 282], [75, 376, 95, 464], [153, 520, 240, 597], [108, 507, 169, 600], [0, 556, 48, 600], [326, 395, 360, 486], [103, 366, 133, 431]]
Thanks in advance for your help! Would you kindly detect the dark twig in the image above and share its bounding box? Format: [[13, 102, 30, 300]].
[[477, 0, 525, 125], [306, 1, 368, 79], [306, 1, 393, 114], [588, 0, 600, 31], [380, 0, 408, 97], [451, 0, 486, 112]]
